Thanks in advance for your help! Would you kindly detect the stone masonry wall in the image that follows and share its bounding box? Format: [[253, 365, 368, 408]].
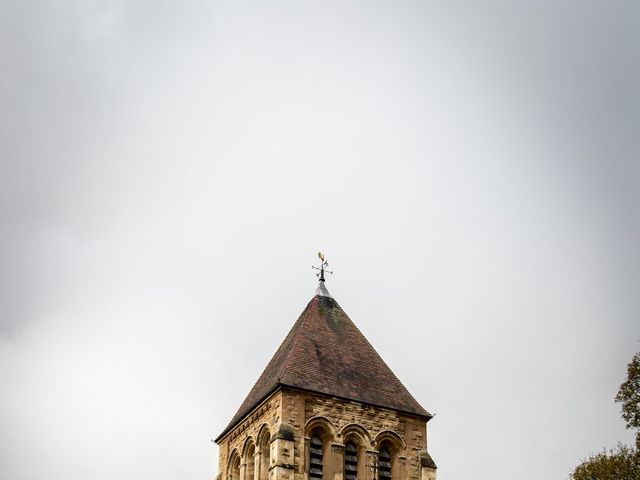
[[217, 390, 283, 480], [217, 388, 433, 480], [280, 388, 429, 480]]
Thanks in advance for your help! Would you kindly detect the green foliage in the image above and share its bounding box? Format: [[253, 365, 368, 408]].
[[570, 444, 640, 480], [569, 351, 640, 479], [615, 352, 640, 449]]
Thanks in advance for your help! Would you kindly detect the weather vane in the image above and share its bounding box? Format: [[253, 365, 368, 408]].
[[312, 251, 333, 282]]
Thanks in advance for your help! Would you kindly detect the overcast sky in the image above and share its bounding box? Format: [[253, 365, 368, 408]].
[[1, 1, 639, 479]]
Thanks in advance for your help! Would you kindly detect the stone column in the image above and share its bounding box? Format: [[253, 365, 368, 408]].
[[419, 452, 436, 480], [271, 423, 296, 480], [253, 451, 262, 480], [331, 443, 344, 480], [303, 436, 310, 480], [365, 450, 378, 480]]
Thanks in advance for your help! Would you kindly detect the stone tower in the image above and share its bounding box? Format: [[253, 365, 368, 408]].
[[214, 280, 437, 480]]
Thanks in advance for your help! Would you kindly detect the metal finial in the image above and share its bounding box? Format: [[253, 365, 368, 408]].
[[312, 251, 333, 282]]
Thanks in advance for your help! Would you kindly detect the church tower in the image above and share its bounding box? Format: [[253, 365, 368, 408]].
[[214, 263, 437, 480]]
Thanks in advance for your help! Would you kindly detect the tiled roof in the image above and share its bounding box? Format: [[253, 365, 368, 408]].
[[215, 290, 430, 441]]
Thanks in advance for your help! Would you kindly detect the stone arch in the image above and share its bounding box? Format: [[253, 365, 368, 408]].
[[242, 438, 256, 480], [305, 416, 336, 480], [228, 448, 241, 469], [304, 416, 337, 441], [256, 425, 271, 480], [241, 436, 256, 459], [340, 423, 372, 447], [341, 424, 372, 480], [228, 449, 241, 480], [257, 424, 271, 443], [373, 430, 406, 451], [374, 431, 405, 480]]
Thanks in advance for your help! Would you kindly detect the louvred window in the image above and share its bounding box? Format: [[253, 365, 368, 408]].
[[378, 448, 391, 480], [310, 436, 324, 479], [344, 441, 358, 480]]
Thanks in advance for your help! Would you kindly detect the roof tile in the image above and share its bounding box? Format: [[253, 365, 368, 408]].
[[216, 293, 429, 441]]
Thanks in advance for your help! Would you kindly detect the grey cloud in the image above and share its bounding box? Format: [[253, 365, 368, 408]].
[[0, 1, 639, 479]]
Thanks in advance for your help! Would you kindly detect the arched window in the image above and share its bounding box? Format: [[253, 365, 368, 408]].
[[344, 441, 358, 480], [309, 435, 324, 480], [230, 454, 241, 480], [306, 419, 334, 480], [378, 448, 392, 480], [245, 443, 255, 480], [257, 429, 271, 480]]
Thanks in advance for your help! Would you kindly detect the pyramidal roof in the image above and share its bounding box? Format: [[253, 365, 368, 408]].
[[215, 284, 430, 441]]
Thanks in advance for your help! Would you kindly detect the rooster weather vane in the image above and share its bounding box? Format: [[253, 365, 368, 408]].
[[312, 252, 333, 282]]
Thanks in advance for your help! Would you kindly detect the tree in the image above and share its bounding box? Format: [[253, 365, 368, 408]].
[[570, 351, 640, 479], [615, 352, 640, 449], [571, 444, 640, 480]]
